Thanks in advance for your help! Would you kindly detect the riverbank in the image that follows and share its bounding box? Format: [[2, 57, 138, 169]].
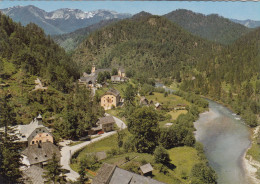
[[194, 99, 252, 184], [244, 125, 260, 184]]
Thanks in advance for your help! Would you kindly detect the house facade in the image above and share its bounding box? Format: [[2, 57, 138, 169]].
[[111, 68, 127, 83], [0, 114, 54, 146], [89, 116, 115, 135], [101, 89, 120, 110]]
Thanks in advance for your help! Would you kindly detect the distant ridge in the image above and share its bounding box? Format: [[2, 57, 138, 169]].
[[164, 9, 251, 44], [0, 5, 131, 35]]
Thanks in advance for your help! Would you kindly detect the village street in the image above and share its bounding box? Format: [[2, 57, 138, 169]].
[[60, 114, 126, 181]]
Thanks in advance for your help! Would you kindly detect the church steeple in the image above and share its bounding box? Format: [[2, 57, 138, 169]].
[[91, 64, 96, 74]]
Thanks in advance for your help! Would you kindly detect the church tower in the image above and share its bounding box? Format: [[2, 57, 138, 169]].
[[91, 64, 96, 74]]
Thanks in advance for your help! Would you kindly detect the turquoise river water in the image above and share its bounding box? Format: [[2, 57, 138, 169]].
[[194, 99, 251, 184]]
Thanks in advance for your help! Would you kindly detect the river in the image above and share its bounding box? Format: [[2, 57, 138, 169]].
[[194, 99, 251, 184]]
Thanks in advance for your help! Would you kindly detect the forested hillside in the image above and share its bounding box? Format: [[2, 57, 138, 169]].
[[0, 13, 104, 139], [73, 13, 221, 79], [52, 19, 120, 52], [181, 28, 260, 127], [164, 9, 251, 45]]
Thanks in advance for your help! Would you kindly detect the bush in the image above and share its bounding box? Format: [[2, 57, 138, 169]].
[[154, 145, 171, 164]]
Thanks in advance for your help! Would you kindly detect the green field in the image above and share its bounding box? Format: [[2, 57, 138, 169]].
[[71, 128, 201, 184], [146, 92, 190, 109]]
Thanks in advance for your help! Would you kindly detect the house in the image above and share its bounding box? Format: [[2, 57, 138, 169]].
[[155, 102, 162, 110], [0, 115, 53, 146], [92, 163, 165, 184], [101, 89, 120, 110], [140, 96, 149, 106], [89, 116, 115, 135], [79, 65, 111, 87], [111, 68, 127, 83], [23, 165, 52, 184], [21, 142, 61, 168], [118, 68, 126, 77], [174, 104, 187, 110], [140, 163, 154, 176]]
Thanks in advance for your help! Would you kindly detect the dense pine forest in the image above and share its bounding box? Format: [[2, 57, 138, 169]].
[[164, 9, 251, 45], [73, 13, 221, 78], [181, 28, 260, 127], [74, 13, 259, 127], [0, 13, 104, 140]]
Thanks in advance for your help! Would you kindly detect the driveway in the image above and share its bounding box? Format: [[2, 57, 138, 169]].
[[60, 115, 126, 181]]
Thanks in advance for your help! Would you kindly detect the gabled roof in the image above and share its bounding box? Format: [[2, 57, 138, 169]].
[[97, 116, 115, 125], [93, 163, 165, 184], [22, 142, 61, 165], [23, 165, 51, 184], [92, 163, 116, 184], [103, 88, 120, 97], [17, 116, 45, 140], [140, 163, 153, 174], [155, 102, 161, 108]]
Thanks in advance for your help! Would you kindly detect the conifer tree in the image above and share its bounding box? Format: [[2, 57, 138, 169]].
[[42, 153, 66, 184]]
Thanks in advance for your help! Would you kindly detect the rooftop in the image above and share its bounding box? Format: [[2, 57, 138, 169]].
[[140, 163, 154, 174], [23, 165, 50, 184], [93, 163, 165, 184], [22, 142, 61, 165], [97, 116, 115, 125], [103, 88, 120, 97]]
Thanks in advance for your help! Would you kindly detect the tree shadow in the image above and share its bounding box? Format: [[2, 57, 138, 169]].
[[165, 162, 176, 170]]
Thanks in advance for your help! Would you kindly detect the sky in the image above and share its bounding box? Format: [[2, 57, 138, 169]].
[[0, 1, 260, 21]]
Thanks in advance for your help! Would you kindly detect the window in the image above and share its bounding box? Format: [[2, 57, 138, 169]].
[[35, 157, 38, 160], [32, 141, 35, 144], [39, 140, 42, 143], [46, 134, 48, 136]]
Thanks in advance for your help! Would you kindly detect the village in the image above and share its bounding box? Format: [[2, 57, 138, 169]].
[[0, 65, 194, 184]]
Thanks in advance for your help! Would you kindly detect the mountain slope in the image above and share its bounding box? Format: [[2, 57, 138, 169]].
[[181, 28, 260, 126], [73, 13, 220, 78], [230, 19, 260, 28], [0, 5, 131, 35], [52, 19, 121, 52], [164, 9, 251, 45], [0, 12, 78, 92]]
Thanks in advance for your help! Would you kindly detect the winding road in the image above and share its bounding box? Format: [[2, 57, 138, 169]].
[[60, 114, 126, 181]]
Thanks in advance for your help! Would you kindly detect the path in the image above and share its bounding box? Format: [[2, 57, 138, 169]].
[[60, 115, 126, 181]]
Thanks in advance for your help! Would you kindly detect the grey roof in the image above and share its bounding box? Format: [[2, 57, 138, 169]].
[[79, 75, 96, 83], [103, 88, 120, 97], [23, 165, 50, 184], [17, 117, 45, 141], [37, 114, 42, 119], [155, 103, 161, 108], [92, 163, 116, 184], [93, 163, 165, 184], [140, 163, 153, 174], [140, 96, 149, 105], [97, 116, 115, 125], [22, 142, 61, 165]]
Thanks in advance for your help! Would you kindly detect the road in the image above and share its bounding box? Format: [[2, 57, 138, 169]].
[[60, 114, 126, 181]]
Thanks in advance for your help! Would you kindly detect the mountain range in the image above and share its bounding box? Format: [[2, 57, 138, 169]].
[[164, 9, 251, 45], [0, 5, 131, 35], [73, 12, 219, 78], [230, 19, 260, 28]]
